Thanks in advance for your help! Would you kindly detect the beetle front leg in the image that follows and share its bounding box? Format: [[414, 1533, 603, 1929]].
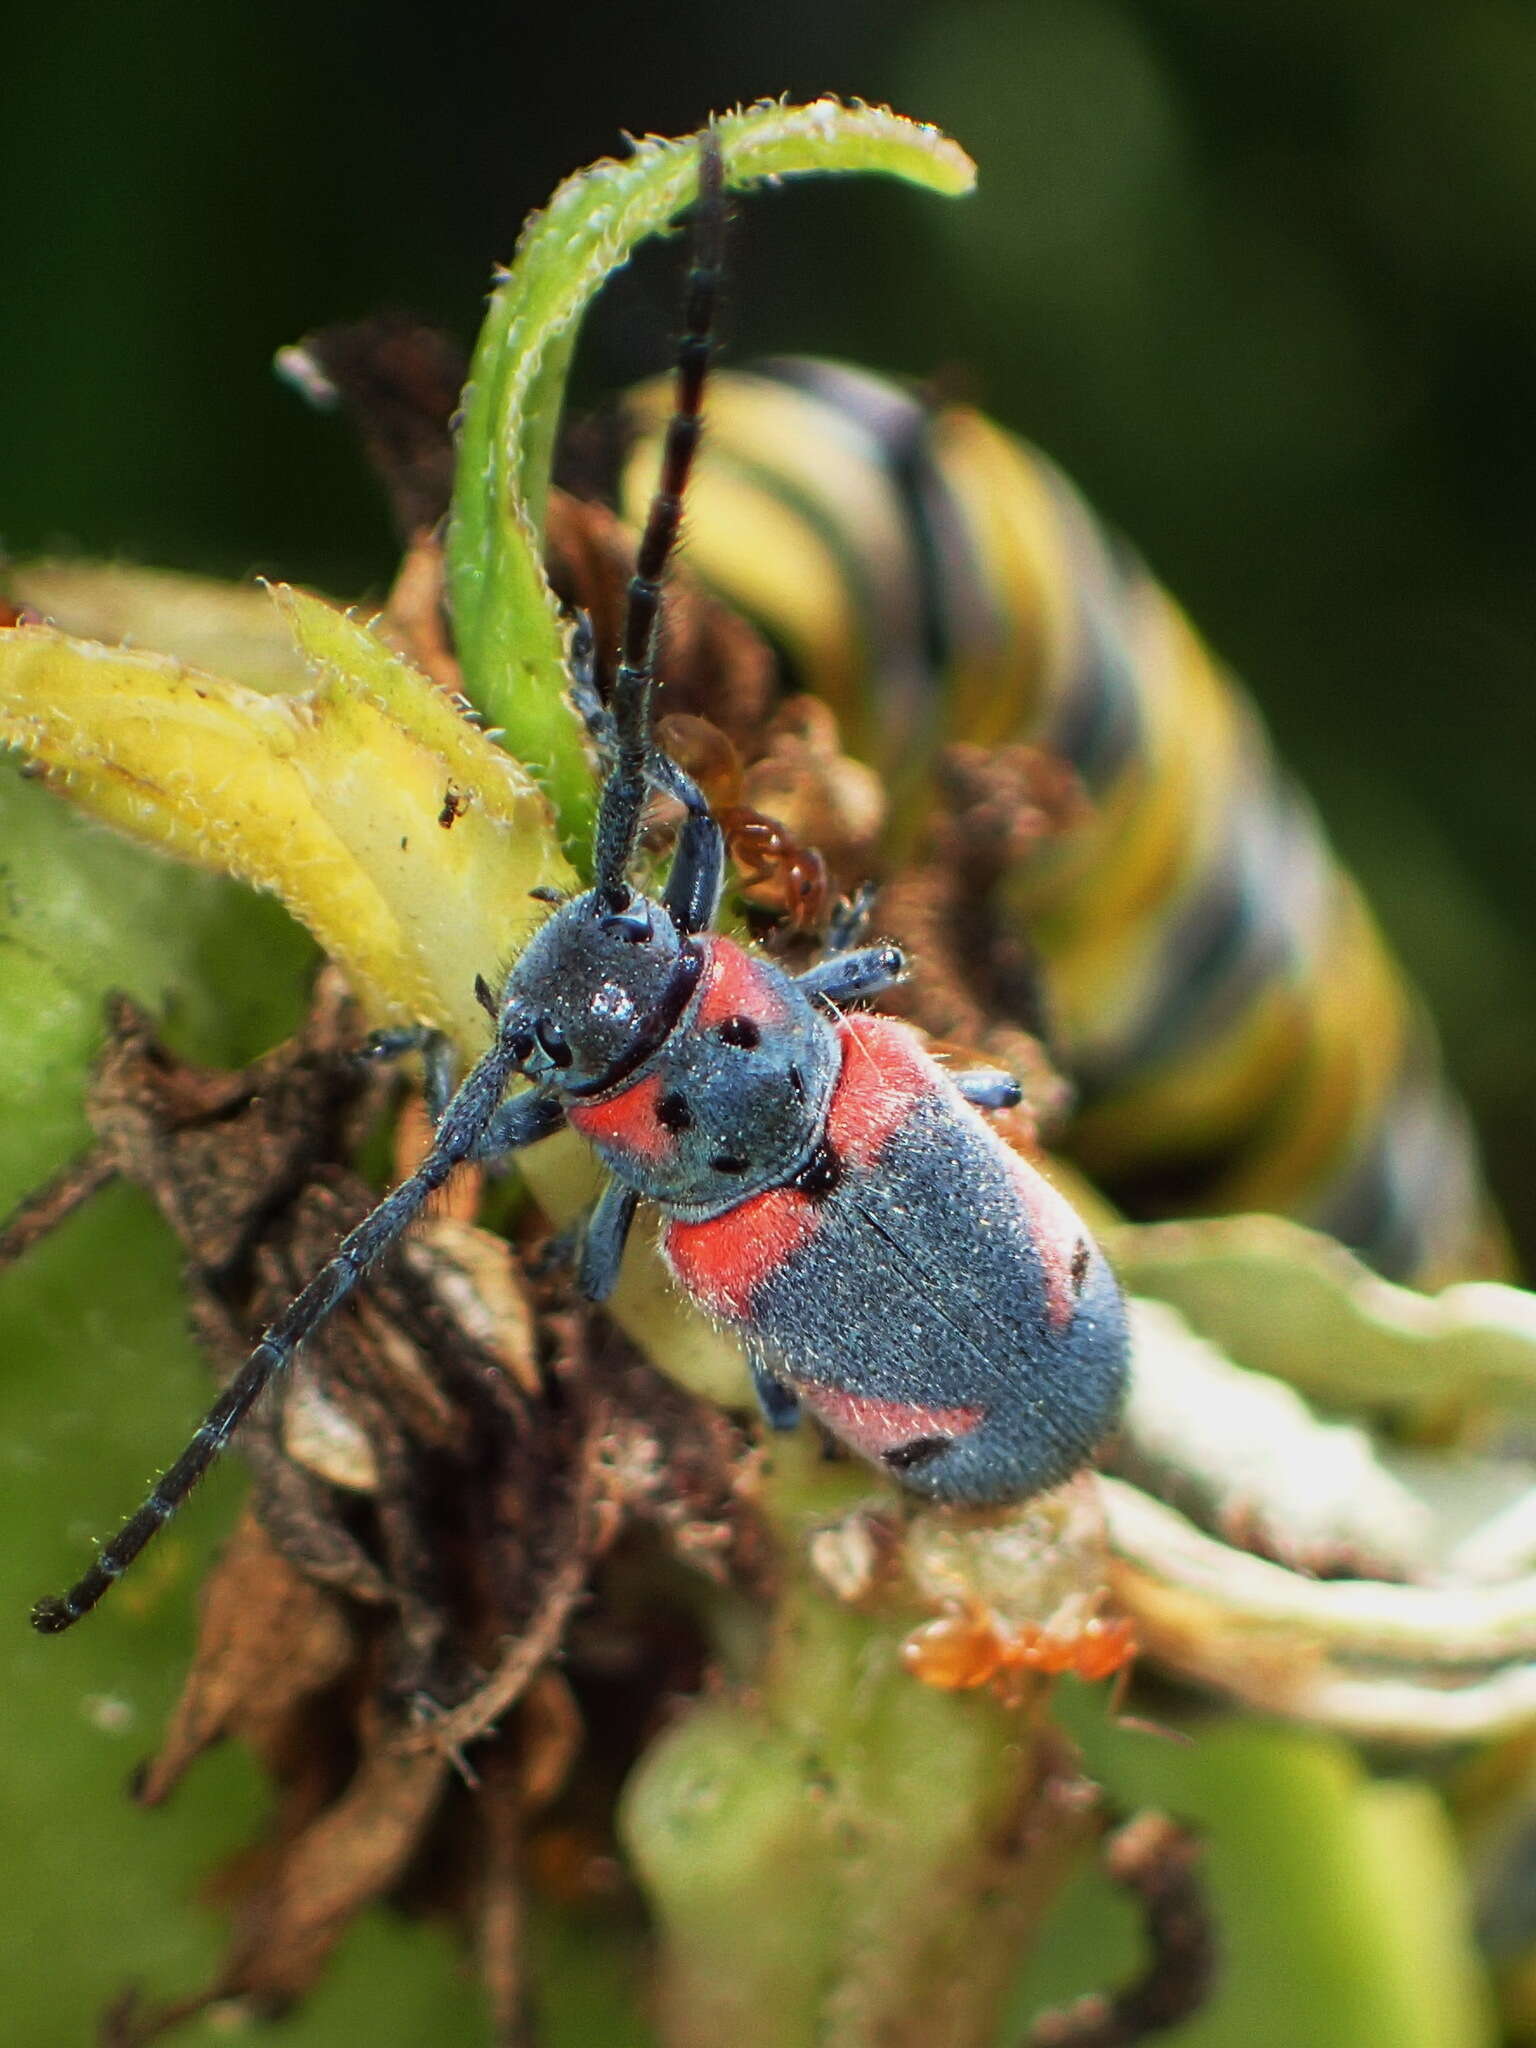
[[570, 611, 724, 938], [747, 1348, 802, 1431], [659, 780, 724, 937], [796, 943, 906, 1010], [471, 1089, 566, 1162], [578, 1180, 641, 1302]]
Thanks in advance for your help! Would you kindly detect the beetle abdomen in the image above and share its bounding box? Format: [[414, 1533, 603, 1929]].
[[664, 1015, 1129, 1504]]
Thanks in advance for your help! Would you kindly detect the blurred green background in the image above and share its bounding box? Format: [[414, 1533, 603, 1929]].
[[6, 0, 1536, 1250]]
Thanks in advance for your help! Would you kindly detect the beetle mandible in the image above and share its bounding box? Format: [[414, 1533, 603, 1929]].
[[32, 125, 1127, 1636]]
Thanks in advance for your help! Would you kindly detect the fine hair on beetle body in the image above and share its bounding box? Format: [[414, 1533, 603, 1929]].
[[32, 123, 1129, 1638]]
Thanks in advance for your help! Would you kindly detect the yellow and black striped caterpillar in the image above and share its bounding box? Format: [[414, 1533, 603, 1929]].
[[620, 358, 1502, 1288]]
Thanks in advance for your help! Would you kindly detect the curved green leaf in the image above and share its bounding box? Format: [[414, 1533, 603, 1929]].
[[446, 98, 975, 854]]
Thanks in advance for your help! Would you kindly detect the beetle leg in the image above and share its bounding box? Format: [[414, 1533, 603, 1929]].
[[796, 944, 906, 1009], [570, 610, 724, 938], [578, 1180, 642, 1302], [470, 1089, 566, 1162], [954, 1068, 1023, 1112], [747, 1348, 803, 1432], [643, 747, 725, 935], [356, 1024, 457, 1124], [823, 882, 876, 954]]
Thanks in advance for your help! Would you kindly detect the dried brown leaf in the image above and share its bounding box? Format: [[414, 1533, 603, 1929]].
[[133, 1512, 354, 1807]]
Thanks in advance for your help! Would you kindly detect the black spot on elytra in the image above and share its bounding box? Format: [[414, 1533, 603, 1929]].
[[657, 1091, 693, 1133], [1071, 1240, 1091, 1293], [717, 1015, 761, 1049], [790, 1137, 842, 1201], [883, 1436, 951, 1473]]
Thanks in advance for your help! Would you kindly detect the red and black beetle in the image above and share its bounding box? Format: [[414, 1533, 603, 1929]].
[[32, 125, 1126, 1636]]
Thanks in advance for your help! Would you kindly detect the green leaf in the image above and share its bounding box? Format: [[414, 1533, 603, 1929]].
[[1020, 1712, 1497, 2048], [0, 754, 319, 2043], [1114, 1212, 1536, 1417], [10, 561, 318, 694], [0, 600, 575, 1047], [446, 98, 975, 858]]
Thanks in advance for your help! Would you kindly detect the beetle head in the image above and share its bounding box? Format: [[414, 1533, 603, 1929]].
[[497, 887, 698, 1093]]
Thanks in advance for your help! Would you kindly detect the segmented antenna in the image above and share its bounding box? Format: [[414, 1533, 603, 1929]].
[[592, 124, 727, 900]]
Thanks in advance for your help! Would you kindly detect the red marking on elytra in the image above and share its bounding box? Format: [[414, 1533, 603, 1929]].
[[997, 1148, 1082, 1330], [694, 937, 789, 1031], [827, 1014, 933, 1168], [567, 1071, 672, 1164], [797, 1384, 983, 1458], [664, 1182, 822, 1318], [836, 1015, 1080, 1331], [663, 1012, 935, 1318]]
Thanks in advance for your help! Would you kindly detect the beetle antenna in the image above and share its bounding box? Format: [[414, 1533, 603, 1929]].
[[592, 123, 726, 903]]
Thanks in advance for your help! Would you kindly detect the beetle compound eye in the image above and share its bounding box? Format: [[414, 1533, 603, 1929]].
[[709, 1152, 749, 1175], [600, 907, 654, 943], [536, 1018, 574, 1068], [716, 1015, 761, 1049], [656, 1091, 693, 1133]]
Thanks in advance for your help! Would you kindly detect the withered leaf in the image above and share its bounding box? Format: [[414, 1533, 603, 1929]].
[[134, 1511, 354, 1808]]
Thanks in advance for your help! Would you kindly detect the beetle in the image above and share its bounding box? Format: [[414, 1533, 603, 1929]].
[[31, 125, 1127, 1636]]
